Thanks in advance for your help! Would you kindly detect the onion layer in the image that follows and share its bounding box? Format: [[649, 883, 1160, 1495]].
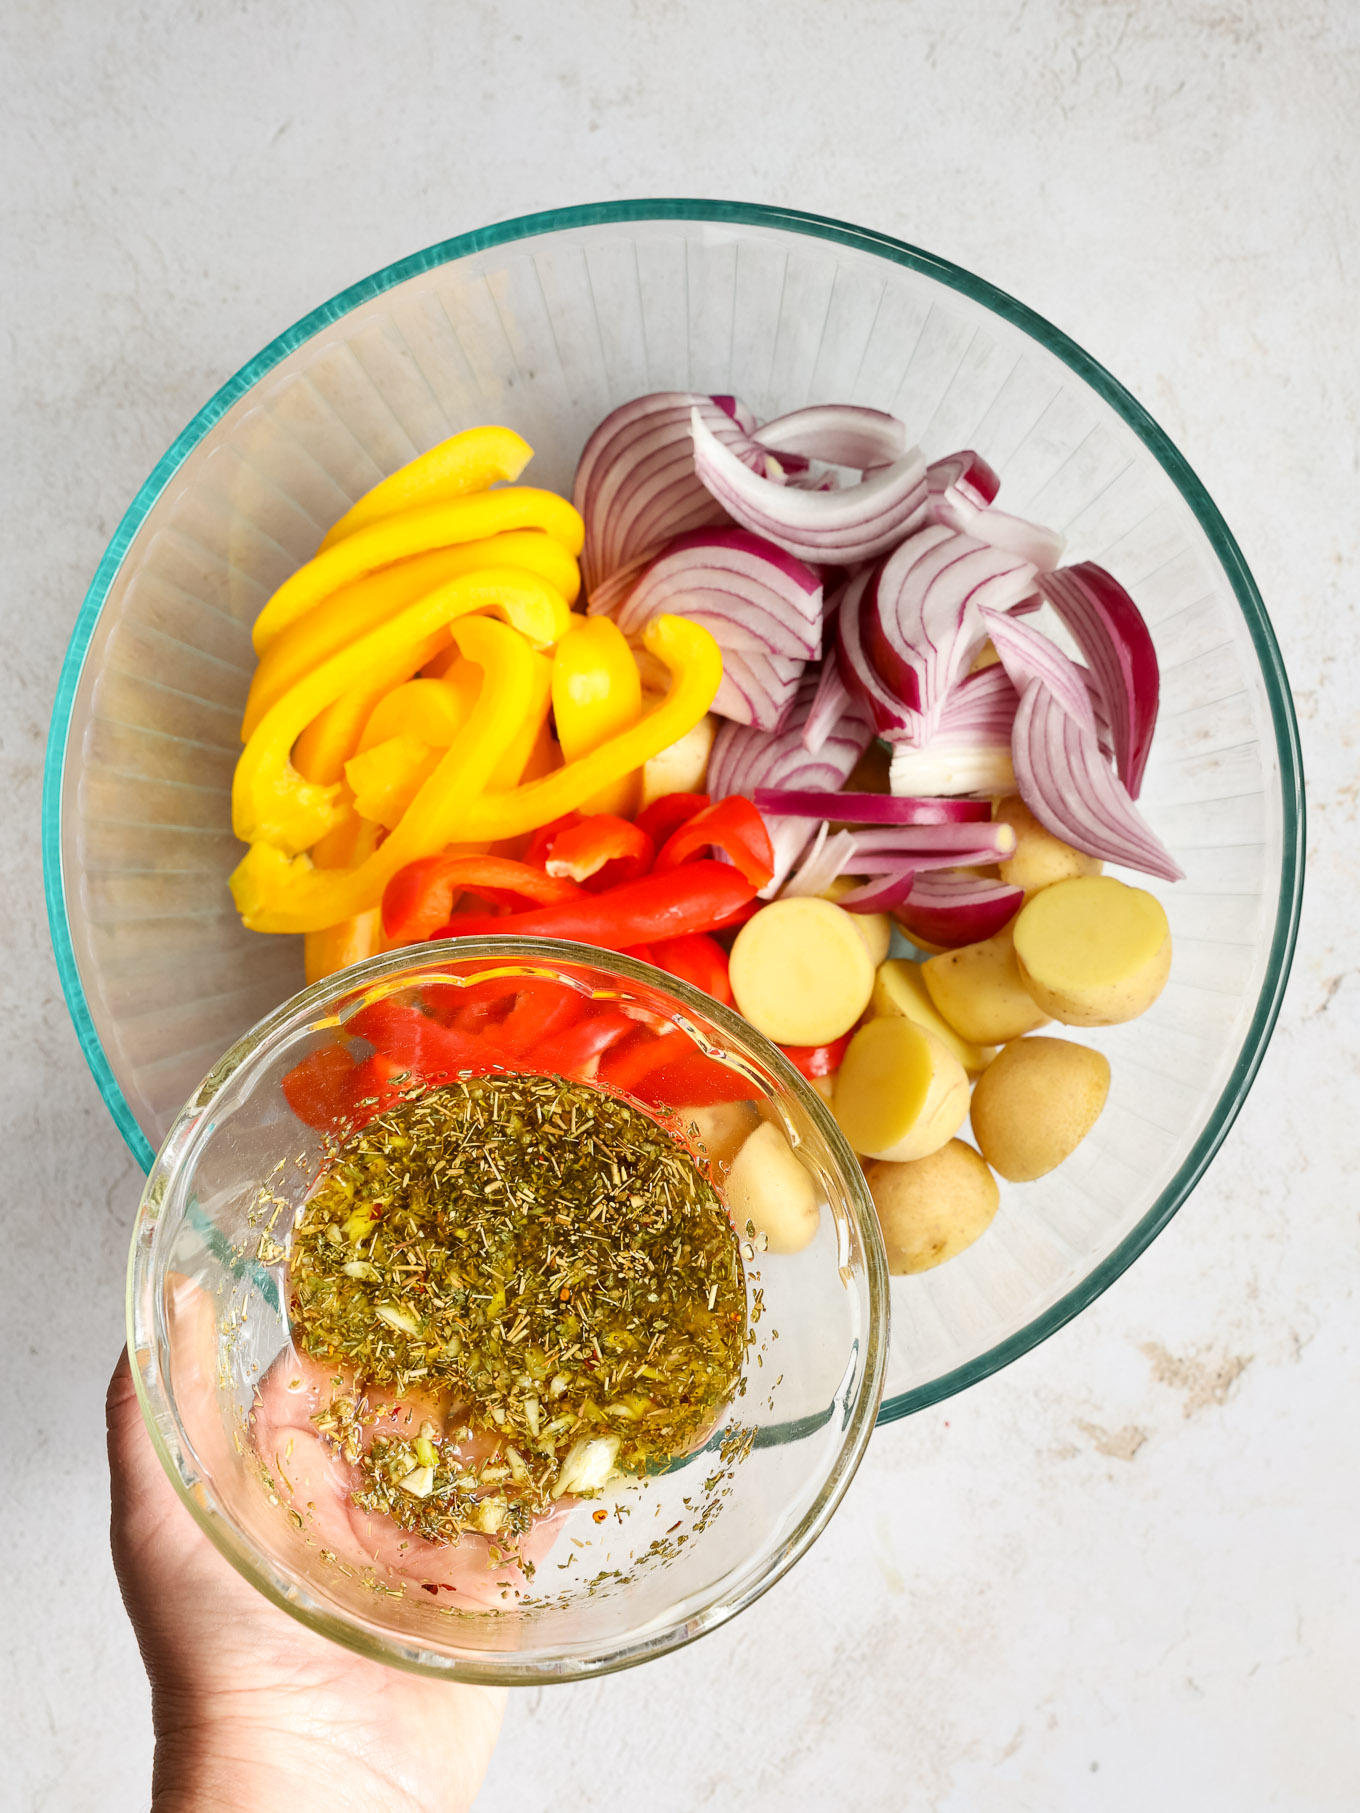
[[613, 527, 823, 661], [1040, 562, 1160, 798], [753, 405, 907, 471]]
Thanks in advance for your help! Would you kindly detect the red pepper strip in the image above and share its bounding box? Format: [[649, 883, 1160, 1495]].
[[527, 1006, 638, 1079], [525, 811, 584, 870], [418, 979, 509, 1027], [778, 1031, 853, 1079], [497, 979, 585, 1055], [633, 792, 710, 846], [544, 814, 656, 891], [707, 897, 762, 934], [654, 796, 775, 888], [432, 860, 757, 951], [348, 999, 490, 1079], [382, 855, 582, 945], [630, 1045, 761, 1110], [646, 933, 733, 1006], [622, 941, 656, 967], [281, 1045, 357, 1129], [345, 1051, 410, 1126], [595, 1025, 683, 1093]]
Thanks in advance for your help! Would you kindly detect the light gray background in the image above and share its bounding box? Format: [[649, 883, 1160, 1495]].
[[4, 2, 1355, 1808]]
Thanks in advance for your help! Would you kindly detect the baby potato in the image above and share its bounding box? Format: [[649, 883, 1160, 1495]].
[[725, 1120, 821, 1254], [865, 1141, 1000, 1274], [833, 1016, 969, 1163], [640, 712, 717, 805], [1013, 875, 1171, 1026], [994, 796, 1103, 898], [922, 923, 1050, 1046], [730, 897, 876, 1046], [870, 957, 996, 1075], [969, 1036, 1110, 1181], [685, 1100, 761, 1173], [820, 876, 892, 966]]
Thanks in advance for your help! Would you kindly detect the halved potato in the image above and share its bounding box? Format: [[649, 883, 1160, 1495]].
[[833, 1017, 969, 1162]]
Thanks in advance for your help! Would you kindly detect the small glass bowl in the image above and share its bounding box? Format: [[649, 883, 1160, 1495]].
[[128, 937, 889, 1683]]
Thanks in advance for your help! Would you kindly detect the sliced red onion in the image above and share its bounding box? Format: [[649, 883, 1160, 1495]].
[[864, 526, 1038, 743], [752, 789, 991, 825], [1012, 683, 1184, 883], [981, 607, 1096, 729], [712, 395, 758, 435], [712, 649, 805, 730], [753, 405, 907, 471], [780, 826, 860, 898], [835, 872, 920, 911], [692, 407, 929, 565], [801, 650, 851, 753], [1040, 562, 1160, 798], [894, 871, 1025, 949], [927, 450, 1000, 513], [835, 569, 919, 738], [888, 740, 1016, 797], [575, 393, 768, 598], [611, 528, 822, 661], [849, 822, 1016, 862]]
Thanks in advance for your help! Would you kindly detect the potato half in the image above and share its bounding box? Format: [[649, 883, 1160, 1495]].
[[922, 923, 1049, 1046], [969, 1036, 1110, 1181], [871, 957, 996, 1075], [865, 1141, 1000, 1274], [729, 897, 876, 1046], [1013, 875, 1171, 1026], [994, 796, 1103, 898], [833, 1016, 969, 1162]]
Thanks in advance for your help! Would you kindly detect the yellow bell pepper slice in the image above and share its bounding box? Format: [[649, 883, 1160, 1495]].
[[319, 426, 534, 550], [242, 532, 579, 738], [230, 615, 538, 933], [345, 735, 441, 830], [357, 677, 469, 754], [488, 648, 553, 791], [304, 908, 384, 985], [292, 635, 445, 785], [458, 615, 721, 841], [234, 568, 566, 854], [551, 615, 644, 817], [252, 489, 584, 653], [308, 802, 381, 871]]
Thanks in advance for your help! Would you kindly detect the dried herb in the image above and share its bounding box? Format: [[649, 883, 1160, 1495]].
[[288, 1074, 746, 1537]]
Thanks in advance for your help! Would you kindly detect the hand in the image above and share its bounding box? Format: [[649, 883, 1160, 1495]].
[[107, 1349, 505, 1813]]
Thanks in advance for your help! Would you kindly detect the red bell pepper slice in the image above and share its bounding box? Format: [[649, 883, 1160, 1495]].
[[595, 1025, 679, 1094], [345, 1051, 411, 1125], [435, 860, 757, 952], [778, 1031, 853, 1079], [382, 855, 581, 945], [646, 933, 733, 1005], [281, 1045, 357, 1130], [497, 978, 585, 1055], [526, 1006, 638, 1080], [653, 796, 775, 888], [629, 1045, 762, 1110], [543, 814, 656, 891], [347, 998, 490, 1080], [633, 792, 710, 847]]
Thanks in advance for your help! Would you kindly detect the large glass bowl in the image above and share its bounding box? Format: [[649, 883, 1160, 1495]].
[[46, 200, 1303, 1422], [128, 938, 888, 1681]]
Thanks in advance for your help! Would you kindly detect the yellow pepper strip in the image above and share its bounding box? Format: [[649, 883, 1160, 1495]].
[[319, 426, 533, 551], [304, 908, 384, 985], [346, 735, 442, 829], [230, 615, 538, 933], [252, 489, 585, 653], [457, 615, 721, 842], [357, 677, 469, 755], [308, 796, 381, 870], [488, 648, 553, 791], [551, 614, 644, 818], [242, 531, 579, 738], [234, 568, 566, 854]]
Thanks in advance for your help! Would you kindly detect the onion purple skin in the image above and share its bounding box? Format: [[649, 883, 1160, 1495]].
[[1041, 561, 1161, 799], [892, 874, 1026, 951], [752, 404, 907, 472], [926, 449, 1001, 511], [752, 789, 991, 825]]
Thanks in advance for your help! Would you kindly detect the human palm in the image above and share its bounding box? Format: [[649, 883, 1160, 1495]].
[[107, 1350, 504, 1813]]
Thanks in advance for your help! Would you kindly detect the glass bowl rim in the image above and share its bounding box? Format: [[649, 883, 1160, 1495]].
[[48, 195, 1305, 1425], [127, 932, 890, 1684]]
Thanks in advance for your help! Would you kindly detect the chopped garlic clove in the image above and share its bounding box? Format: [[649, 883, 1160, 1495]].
[[375, 1303, 420, 1336], [413, 1436, 439, 1470], [474, 1496, 507, 1534], [553, 1435, 621, 1500], [397, 1465, 435, 1499]]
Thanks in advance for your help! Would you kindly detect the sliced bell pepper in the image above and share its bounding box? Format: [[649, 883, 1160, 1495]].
[[319, 426, 535, 550], [551, 615, 643, 817], [281, 1044, 359, 1129], [345, 735, 442, 829], [234, 567, 567, 853], [542, 814, 655, 890], [654, 795, 775, 888], [634, 791, 710, 846], [383, 853, 582, 946], [645, 933, 733, 1005], [454, 615, 722, 842], [242, 534, 576, 738], [487, 648, 554, 792], [345, 1051, 412, 1125], [525, 1006, 638, 1080], [347, 998, 489, 1081], [231, 614, 538, 933], [595, 1025, 679, 1094], [625, 1043, 761, 1110], [778, 1032, 853, 1080], [497, 979, 585, 1054], [253, 488, 584, 653], [434, 859, 755, 951], [304, 906, 384, 985], [358, 676, 470, 752]]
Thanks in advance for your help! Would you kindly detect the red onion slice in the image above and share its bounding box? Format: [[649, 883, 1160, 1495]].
[[752, 789, 991, 825], [866, 527, 1038, 742], [981, 607, 1096, 728], [781, 826, 860, 898], [849, 822, 1016, 863], [712, 649, 805, 730], [575, 393, 767, 597], [1040, 562, 1160, 798], [753, 405, 907, 471], [894, 872, 1025, 949], [835, 570, 919, 739], [801, 650, 851, 753], [692, 407, 929, 565], [836, 872, 920, 912], [611, 528, 823, 661], [1012, 683, 1184, 882], [926, 450, 1000, 512]]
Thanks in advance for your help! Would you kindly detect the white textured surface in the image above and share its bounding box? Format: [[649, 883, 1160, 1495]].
[[2, 2, 1354, 1808]]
